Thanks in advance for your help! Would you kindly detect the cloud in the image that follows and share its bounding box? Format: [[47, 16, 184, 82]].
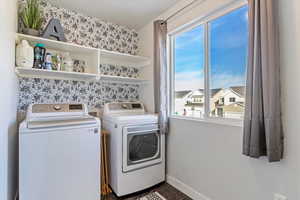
[[211, 73, 245, 89], [175, 70, 204, 91], [175, 55, 202, 65], [175, 62, 204, 75], [175, 29, 204, 50], [174, 70, 245, 91], [210, 32, 248, 49], [244, 11, 248, 21]]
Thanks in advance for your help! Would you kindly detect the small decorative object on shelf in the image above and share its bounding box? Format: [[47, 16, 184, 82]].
[[33, 43, 46, 69], [44, 53, 52, 70], [42, 18, 67, 42], [20, 0, 43, 37], [73, 60, 86, 73], [62, 52, 73, 72], [51, 54, 62, 71], [16, 40, 34, 68]]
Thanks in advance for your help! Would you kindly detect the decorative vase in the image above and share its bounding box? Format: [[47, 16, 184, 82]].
[[16, 40, 34, 68], [23, 28, 40, 36], [62, 52, 73, 72]]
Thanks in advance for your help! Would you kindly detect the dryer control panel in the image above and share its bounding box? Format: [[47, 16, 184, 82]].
[[103, 102, 145, 115]]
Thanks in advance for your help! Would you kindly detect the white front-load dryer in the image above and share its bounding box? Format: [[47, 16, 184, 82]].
[[103, 102, 165, 197]]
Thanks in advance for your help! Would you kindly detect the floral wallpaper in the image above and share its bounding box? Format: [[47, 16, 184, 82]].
[[19, 0, 139, 55], [18, 78, 140, 112], [17, 1, 141, 112], [99, 64, 139, 78]]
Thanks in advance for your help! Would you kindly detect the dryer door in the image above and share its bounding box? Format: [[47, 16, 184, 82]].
[[122, 124, 162, 172]]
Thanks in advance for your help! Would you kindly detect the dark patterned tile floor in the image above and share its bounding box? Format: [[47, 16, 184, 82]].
[[102, 182, 192, 200]]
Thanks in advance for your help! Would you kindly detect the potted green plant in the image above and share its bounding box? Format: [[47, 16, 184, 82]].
[[20, 0, 43, 36]]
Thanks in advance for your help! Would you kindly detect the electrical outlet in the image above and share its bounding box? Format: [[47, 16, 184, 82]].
[[274, 193, 287, 200]]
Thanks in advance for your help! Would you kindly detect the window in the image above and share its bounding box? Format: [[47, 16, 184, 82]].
[[170, 4, 248, 120], [229, 97, 236, 103]]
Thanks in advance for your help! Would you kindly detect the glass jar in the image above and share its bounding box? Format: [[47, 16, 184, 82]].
[[62, 52, 73, 72]]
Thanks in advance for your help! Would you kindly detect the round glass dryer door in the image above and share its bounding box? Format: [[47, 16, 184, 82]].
[[122, 124, 162, 172], [128, 132, 159, 163]]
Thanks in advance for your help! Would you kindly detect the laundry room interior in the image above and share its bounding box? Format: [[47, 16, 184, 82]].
[[1, 0, 299, 200]]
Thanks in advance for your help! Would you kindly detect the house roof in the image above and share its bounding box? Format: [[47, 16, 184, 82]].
[[191, 94, 203, 98], [211, 88, 222, 97], [230, 86, 245, 97], [175, 86, 245, 99], [175, 90, 191, 98]]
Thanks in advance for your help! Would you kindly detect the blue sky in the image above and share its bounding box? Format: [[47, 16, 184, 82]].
[[174, 5, 248, 91]]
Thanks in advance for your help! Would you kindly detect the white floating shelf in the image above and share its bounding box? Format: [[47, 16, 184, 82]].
[[15, 33, 151, 83], [100, 75, 148, 84], [16, 33, 99, 54], [100, 49, 150, 68], [15, 67, 98, 81], [15, 67, 149, 83]]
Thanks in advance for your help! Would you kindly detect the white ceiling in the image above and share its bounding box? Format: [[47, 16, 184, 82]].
[[48, 0, 181, 30]]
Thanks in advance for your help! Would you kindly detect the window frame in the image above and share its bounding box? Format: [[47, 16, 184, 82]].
[[168, 0, 248, 126]]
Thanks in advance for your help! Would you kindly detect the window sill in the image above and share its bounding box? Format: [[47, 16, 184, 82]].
[[169, 115, 243, 127]]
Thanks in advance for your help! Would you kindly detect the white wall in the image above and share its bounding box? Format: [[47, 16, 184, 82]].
[[0, 0, 19, 200], [138, 0, 300, 199], [139, 24, 155, 112]]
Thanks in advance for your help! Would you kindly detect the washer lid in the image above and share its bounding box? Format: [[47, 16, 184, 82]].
[[26, 104, 89, 121], [27, 117, 98, 129]]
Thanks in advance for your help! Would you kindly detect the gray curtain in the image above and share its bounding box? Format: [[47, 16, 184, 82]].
[[153, 20, 168, 135], [243, 0, 283, 162]]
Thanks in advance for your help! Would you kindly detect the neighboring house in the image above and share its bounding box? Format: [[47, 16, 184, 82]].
[[209, 88, 223, 112], [185, 90, 205, 117], [174, 90, 191, 115], [216, 102, 245, 119], [185, 89, 204, 117], [174, 89, 205, 117], [175, 86, 245, 119], [212, 86, 245, 118], [186, 89, 204, 105]]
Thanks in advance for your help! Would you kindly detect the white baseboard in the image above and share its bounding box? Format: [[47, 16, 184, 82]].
[[166, 175, 211, 200]]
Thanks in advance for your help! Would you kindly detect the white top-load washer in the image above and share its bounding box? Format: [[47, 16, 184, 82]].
[[19, 104, 101, 200], [103, 102, 165, 197]]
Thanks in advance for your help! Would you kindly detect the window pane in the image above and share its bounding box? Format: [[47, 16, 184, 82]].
[[173, 25, 205, 118], [209, 6, 248, 119]]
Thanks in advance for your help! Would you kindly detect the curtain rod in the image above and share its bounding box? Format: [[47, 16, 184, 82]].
[[164, 0, 200, 22]]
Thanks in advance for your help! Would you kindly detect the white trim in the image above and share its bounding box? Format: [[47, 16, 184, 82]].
[[168, 35, 176, 116], [170, 115, 243, 127], [204, 22, 210, 118], [168, 0, 248, 36], [166, 175, 212, 200]]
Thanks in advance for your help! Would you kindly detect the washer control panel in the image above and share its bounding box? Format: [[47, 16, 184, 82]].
[[32, 104, 84, 113]]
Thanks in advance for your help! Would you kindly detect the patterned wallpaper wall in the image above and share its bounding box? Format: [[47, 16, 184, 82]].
[[18, 0, 141, 112], [18, 78, 139, 111], [19, 0, 139, 55]]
